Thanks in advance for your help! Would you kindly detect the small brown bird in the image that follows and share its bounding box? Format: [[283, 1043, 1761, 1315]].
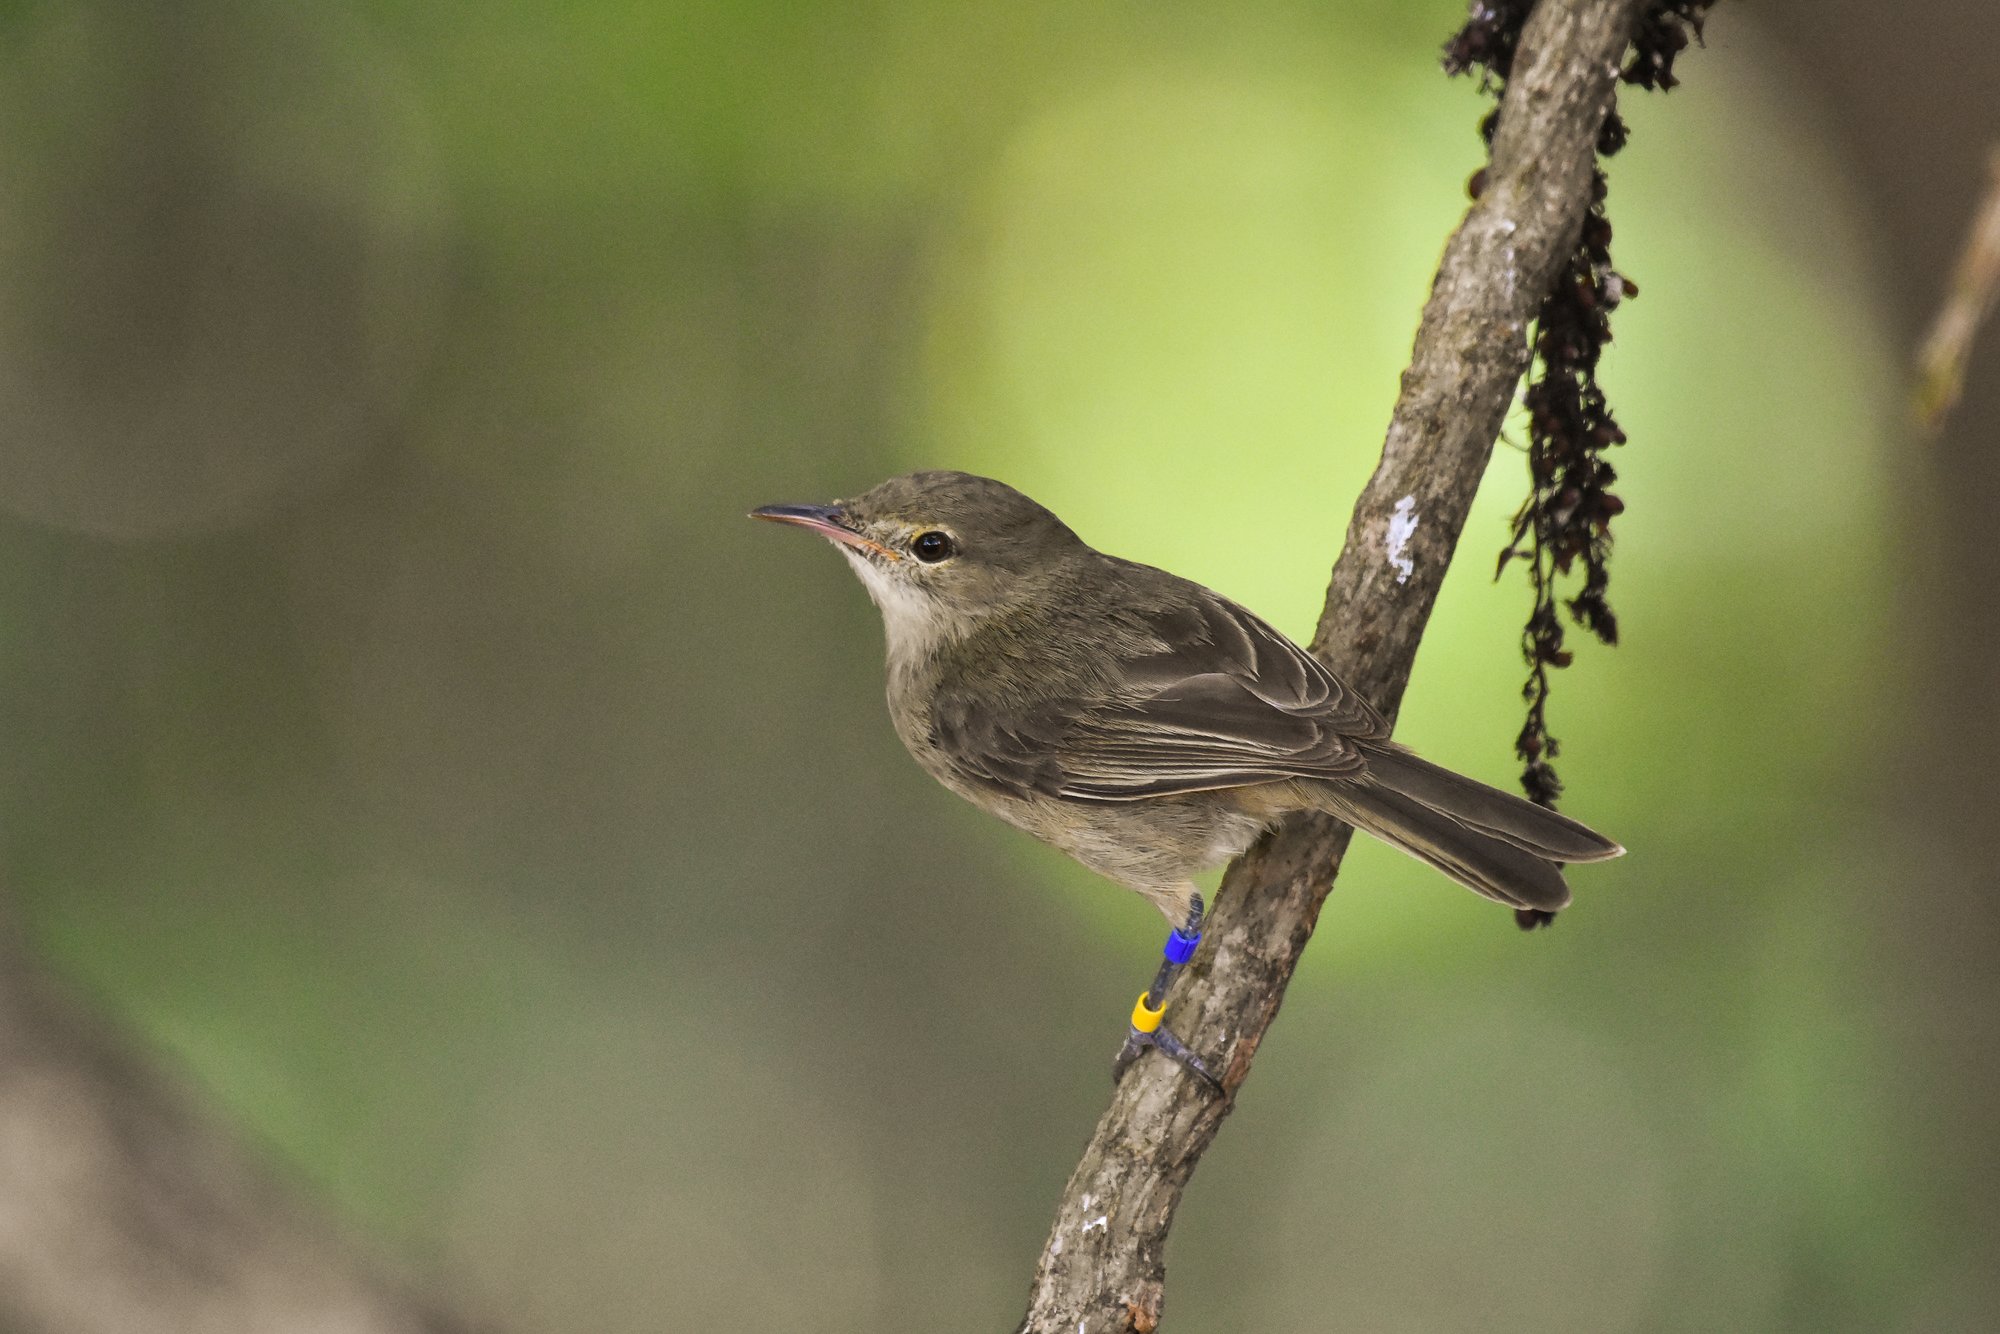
[[754, 471, 1622, 1089]]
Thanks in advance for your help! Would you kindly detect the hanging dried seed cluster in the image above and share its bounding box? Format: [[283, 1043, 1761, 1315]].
[[1445, 0, 1714, 928]]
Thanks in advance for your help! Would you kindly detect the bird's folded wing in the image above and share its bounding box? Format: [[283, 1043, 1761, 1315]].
[[1052, 669, 1373, 799], [935, 591, 1390, 802]]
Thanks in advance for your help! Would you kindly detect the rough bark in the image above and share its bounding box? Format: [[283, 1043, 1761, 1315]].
[[0, 928, 481, 1334], [1018, 2, 1653, 1329]]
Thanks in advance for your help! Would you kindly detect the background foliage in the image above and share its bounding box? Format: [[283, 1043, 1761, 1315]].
[[0, 1, 1989, 1329]]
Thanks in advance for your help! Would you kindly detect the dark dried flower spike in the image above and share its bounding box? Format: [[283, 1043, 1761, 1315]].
[[1441, 0, 1536, 82], [1453, 0, 1713, 888]]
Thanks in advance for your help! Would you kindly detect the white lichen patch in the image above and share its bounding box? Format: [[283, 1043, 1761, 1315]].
[[1386, 496, 1420, 584]]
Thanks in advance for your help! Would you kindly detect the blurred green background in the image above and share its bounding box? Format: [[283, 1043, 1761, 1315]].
[[1, 1, 1994, 1330]]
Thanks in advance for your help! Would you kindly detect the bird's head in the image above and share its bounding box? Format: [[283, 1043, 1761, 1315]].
[[751, 470, 1087, 654]]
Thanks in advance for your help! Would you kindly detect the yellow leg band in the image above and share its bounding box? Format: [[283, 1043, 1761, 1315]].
[[1130, 992, 1166, 1034]]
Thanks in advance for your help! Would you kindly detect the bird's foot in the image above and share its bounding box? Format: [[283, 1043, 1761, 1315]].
[[1113, 1012, 1222, 1093], [1108, 896, 1222, 1095]]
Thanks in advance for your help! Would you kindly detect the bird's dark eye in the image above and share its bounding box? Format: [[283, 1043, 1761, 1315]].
[[910, 530, 955, 563]]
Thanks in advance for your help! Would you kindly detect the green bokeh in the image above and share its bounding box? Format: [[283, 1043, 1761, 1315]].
[[0, 2, 1944, 1331]]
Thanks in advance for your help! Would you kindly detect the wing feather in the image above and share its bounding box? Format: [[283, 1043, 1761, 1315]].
[[932, 588, 1388, 803]]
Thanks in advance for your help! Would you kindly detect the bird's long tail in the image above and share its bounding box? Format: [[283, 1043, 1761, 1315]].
[[1307, 746, 1623, 913]]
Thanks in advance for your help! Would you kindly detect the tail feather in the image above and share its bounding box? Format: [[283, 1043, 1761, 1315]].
[[1359, 746, 1624, 864], [1312, 783, 1574, 913]]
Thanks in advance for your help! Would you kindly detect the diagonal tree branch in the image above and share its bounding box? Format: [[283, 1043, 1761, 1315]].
[[1019, 2, 1654, 1329]]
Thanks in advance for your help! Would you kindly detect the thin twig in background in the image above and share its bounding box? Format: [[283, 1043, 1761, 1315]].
[[1016, 1, 1686, 1330], [1916, 147, 2000, 433]]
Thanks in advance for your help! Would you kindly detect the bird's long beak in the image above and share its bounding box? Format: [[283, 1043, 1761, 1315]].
[[749, 502, 902, 560]]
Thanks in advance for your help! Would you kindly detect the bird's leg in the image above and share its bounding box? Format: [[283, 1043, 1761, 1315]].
[[1112, 893, 1222, 1094]]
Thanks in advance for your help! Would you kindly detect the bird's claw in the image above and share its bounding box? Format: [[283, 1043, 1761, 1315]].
[[1113, 1023, 1223, 1095]]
